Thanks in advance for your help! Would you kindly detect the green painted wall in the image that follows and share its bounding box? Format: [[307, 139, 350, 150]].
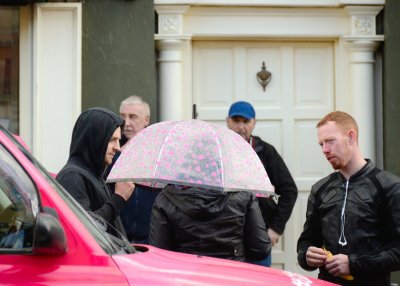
[[81, 0, 157, 122], [384, 0, 400, 176], [383, 1, 400, 284]]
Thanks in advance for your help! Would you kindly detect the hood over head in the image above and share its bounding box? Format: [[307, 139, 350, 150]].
[[68, 107, 124, 177], [163, 185, 230, 220]]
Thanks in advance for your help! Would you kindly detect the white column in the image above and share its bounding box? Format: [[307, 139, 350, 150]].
[[32, 3, 82, 172], [155, 5, 190, 121], [345, 40, 381, 161], [157, 38, 185, 121], [344, 6, 383, 161]]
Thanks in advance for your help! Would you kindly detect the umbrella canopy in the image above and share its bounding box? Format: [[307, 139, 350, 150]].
[[107, 119, 274, 196]]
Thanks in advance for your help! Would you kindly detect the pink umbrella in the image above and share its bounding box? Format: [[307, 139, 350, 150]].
[[107, 119, 274, 196]]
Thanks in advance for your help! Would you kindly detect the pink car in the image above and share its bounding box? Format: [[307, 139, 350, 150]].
[[0, 126, 336, 285]]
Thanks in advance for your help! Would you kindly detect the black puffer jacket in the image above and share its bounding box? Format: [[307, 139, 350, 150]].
[[57, 107, 126, 238], [297, 160, 400, 286], [149, 185, 271, 261], [252, 136, 298, 234]]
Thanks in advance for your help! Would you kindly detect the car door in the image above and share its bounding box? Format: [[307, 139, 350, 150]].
[[0, 130, 128, 285]]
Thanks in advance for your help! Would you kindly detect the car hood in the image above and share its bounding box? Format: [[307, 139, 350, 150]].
[[112, 245, 336, 286]]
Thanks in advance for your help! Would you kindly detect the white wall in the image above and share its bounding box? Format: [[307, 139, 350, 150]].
[[20, 3, 81, 173]]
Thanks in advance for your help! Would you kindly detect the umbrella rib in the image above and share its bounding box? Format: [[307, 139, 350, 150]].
[[152, 122, 179, 178], [209, 125, 224, 188]]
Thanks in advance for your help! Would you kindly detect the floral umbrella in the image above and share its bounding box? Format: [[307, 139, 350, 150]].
[[107, 119, 274, 196]]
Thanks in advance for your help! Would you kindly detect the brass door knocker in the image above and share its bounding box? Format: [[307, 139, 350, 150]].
[[256, 61, 272, 92]]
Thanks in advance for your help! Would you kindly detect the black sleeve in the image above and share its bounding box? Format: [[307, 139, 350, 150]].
[[259, 143, 298, 234], [243, 194, 271, 261], [149, 193, 174, 250], [348, 176, 400, 275], [95, 193, 126, 223], [56, 170, 125, 225], [57, 171, 92, 210]]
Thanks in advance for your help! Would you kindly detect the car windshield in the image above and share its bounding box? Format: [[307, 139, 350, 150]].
[[1, 127, 134, 255], [0, 143, 37, 252]]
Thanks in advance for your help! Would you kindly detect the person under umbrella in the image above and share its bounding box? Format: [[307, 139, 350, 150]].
[[107, 119, 274, 260], [149, 184, 271, 262]]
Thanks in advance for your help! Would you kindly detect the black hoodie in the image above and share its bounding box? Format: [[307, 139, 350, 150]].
[[57, 107, 126, 238], [149, 185, 271, 261]]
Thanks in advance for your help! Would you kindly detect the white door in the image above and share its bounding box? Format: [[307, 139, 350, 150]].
[[193, 41, 334, 274]]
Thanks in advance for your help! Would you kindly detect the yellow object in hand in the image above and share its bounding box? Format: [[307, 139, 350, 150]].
[[324, 247, 354, 281]]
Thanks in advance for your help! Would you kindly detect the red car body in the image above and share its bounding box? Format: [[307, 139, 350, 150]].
[[0, 126, 336, 285]]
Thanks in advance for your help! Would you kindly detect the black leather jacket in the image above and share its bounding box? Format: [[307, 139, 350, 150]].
[[149, 185, 271, 261], [297, 160, 400, 286]]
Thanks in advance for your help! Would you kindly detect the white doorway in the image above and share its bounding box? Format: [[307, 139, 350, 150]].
[[192, 40, 334, 273]]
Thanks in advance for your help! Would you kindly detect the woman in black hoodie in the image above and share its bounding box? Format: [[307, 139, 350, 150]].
[[149, 184, 271, 262], [57, 107, 134, 238]]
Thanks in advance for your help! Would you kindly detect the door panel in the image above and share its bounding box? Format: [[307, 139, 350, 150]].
[[193, 41, 334, 274], [194, 47, 235, 112]]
